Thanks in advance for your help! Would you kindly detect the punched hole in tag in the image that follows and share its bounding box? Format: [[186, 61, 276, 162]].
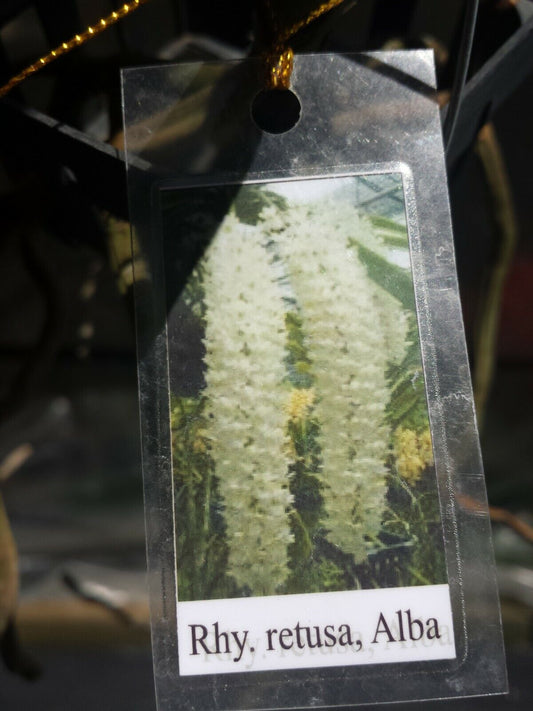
[[251, 89, 301, 134]]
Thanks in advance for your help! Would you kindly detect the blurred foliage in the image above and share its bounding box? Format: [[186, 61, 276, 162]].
[[170, 395, 233, 601]]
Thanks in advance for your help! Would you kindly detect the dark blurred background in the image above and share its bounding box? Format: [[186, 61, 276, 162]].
[[0, 1, 532, 709]]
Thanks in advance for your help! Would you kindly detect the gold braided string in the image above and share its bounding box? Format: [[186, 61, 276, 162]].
[[0, 0, 347, 97], [276, 0, 348, 46], [264, 0, 346, 89], [265, 47, 294, 90], [0, 0, 153, 99]]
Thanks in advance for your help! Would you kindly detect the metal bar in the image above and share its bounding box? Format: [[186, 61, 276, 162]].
[[0, 98, 149, 218], [0, 18, 532, 216], [444, 13, 533, 169]]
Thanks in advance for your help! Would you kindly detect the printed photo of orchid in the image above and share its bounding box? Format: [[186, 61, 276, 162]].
[[162, 174, 447, 602]]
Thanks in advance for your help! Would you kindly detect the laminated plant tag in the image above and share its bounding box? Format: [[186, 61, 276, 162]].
[[122, 52, 507, 710], [165, 173, 456, 676]]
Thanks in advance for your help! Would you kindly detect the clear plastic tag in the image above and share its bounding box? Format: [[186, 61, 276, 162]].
[[121, 51, 506, 710]]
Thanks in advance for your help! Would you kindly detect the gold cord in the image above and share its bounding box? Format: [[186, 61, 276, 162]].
[[264, 0, 347, 89], [265, 47, 294, 90], [0, 0, 153, 99], [276, 0, 347, 47], [0, 0, 347, 97]]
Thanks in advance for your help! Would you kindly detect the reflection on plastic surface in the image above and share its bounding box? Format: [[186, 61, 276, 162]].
[[121, 52, 507, 710]]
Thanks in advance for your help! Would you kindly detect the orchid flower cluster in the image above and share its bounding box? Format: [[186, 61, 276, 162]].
[[259, 202, 408, 562], [195, 196, 411, 594], [202, 214, 293, 595]]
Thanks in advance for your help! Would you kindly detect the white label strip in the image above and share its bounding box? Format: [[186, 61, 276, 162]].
[[177, 584, 455, 676]]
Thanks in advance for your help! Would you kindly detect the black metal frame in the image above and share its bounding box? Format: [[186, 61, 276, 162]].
[[0, 9, 532, 219]]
